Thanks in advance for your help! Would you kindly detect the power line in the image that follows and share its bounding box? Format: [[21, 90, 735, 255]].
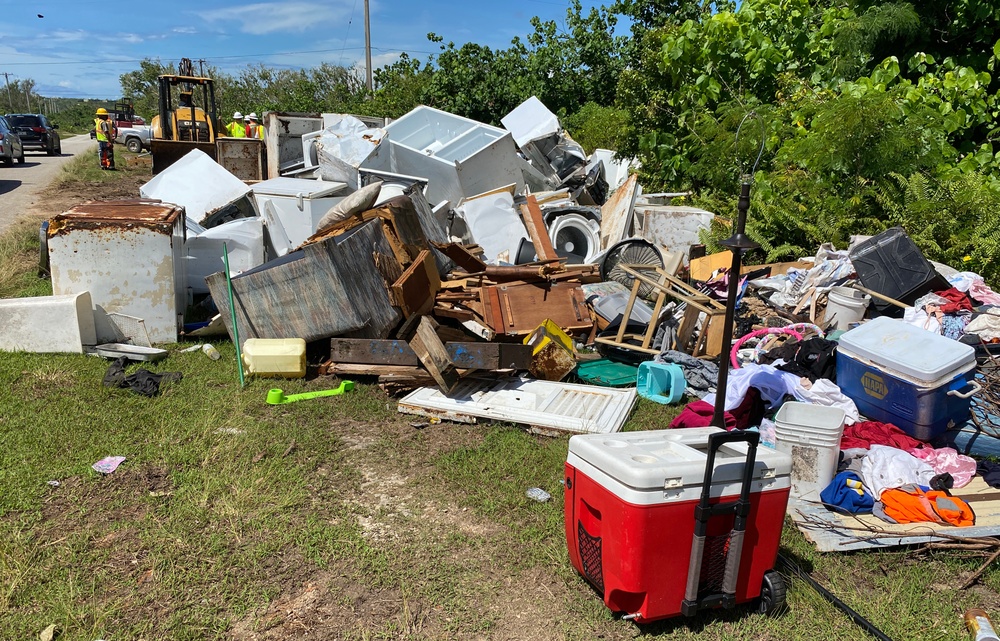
[[0, 45, 438, 67]]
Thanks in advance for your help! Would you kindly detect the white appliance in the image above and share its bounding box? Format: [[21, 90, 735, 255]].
[[252, 177, 348, 252], [47, 200, 186, 344], [385, 106, 524, 210]]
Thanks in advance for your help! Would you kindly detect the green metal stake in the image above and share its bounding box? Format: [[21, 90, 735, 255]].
[[223, 242, 245, 388]]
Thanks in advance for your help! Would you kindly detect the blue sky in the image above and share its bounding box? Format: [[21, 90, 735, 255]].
[[0, 0, 617, 98]]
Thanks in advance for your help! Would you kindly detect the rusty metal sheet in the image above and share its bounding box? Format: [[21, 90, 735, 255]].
[[48, 200, 183, 236], [216, 138, 264, 181]]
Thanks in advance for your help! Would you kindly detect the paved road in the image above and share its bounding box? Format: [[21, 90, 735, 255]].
[[0, 134, 95, 235]]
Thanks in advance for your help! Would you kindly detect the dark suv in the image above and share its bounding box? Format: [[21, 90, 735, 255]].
[[5, 113, 61, 155]]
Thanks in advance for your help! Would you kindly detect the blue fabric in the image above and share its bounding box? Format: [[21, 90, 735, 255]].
[[820, 471, 875, 514]]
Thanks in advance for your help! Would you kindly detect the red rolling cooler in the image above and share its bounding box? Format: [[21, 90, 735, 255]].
[[564, 428, 792, 623]]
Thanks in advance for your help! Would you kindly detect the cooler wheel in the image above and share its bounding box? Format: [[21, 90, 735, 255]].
[[757, 571, 786, 616]]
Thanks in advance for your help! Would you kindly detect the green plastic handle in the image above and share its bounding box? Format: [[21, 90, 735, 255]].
[[266, 380, 355, 405]]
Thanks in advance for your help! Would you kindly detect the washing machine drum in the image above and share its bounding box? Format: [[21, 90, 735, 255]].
[[547, 213, 601, 264]]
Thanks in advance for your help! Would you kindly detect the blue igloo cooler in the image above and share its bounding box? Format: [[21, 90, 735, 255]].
[[836, 316, 980, 440]]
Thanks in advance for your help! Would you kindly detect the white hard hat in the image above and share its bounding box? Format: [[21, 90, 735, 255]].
[[233, 111, 243, 119], [248, 112, 258, 120]]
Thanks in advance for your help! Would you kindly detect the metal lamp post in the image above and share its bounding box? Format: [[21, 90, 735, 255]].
[[711, 113, 765, 428]]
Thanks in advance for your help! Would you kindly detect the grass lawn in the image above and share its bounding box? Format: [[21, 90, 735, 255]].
[[2, 166, 999, 640]]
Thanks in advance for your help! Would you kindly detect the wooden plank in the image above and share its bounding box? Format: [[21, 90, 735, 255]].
[[329, 338, 527, 370], [410, 316, 459, 393], [330, 338, 420, 366], [390, 250, 441, 318], [519, 195, 558, 261], [322, 363, 425, 377]]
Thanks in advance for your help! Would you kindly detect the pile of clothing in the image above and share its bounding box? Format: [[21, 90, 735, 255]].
[[822, 422, 977, 527]]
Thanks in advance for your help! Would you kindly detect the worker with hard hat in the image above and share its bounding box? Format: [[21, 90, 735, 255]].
[[226, 111, 246, 138], [94, 107, 116, 170], [247, 113, 264, 139]]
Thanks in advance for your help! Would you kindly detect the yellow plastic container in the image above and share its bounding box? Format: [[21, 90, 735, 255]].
[[242, 338, 307, 378]]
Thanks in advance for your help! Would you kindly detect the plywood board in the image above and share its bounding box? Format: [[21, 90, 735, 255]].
[[789, 475, 1000, 552], [480, 282, 592, 337], [208, 219, 401, 343]]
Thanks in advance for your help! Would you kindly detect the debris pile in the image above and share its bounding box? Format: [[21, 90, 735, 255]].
[[11, 97, 1000, 467]]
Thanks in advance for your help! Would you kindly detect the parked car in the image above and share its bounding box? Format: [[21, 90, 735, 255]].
[[116, 125, 152, 153], [5, 113, 61, 155], [0, 115, 25, 165]]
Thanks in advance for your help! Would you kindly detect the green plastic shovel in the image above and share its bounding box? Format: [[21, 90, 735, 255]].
[[266, 381, 355, 405]]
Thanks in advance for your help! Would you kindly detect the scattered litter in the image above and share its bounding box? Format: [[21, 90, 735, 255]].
[[214, 427, 244, 435], [39, 624, 57, 641], [94, 343, 168, 362], [410, 421, 429, 429], [201, 344, 221, 360], [92, 456, 126, 475], [526, 487, 551, 503], [46, 480, 59, 487]]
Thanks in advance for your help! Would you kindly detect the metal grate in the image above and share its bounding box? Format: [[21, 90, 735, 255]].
[[578, 522, 605, 594], [698, 533, 732, 596], [107, 313, 152, 348]]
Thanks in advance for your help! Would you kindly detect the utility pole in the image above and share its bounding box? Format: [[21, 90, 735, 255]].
[[364, 0, 372, 92], [2, 73, 12, 112]]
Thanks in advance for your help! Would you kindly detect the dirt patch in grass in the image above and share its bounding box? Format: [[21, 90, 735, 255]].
[[29, 161, 149, 220]]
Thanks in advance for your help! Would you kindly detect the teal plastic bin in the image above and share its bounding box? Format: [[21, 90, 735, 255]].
[[576, 359, 638, 387], [636, 362, 686, 404]]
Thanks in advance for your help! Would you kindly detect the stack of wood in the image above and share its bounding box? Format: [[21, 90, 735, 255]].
[[306, 191, 603, 395]]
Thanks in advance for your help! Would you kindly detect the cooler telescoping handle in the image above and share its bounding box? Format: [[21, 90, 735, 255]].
[[682, 430, 760, 616], [947, 380, 982, 400]]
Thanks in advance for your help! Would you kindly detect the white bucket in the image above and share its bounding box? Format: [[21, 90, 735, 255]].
[[774, 402, 845, 500], [825, 286, 871, 330], [774, 434, 840, 501]]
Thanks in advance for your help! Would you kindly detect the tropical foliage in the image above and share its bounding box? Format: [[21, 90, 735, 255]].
[[106, 0, 1000, 282]]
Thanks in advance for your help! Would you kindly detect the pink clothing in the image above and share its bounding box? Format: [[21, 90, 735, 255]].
[[908, 447, 977, 488]]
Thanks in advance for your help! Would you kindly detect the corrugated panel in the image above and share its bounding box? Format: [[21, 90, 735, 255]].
[[398, 377, 637, 435]]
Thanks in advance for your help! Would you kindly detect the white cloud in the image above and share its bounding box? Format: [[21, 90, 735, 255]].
[[48, 29, 87, 42], [172, 26, 197, 34], [351, 51, 400, 76], [119, 33, 144, 44], [197, 1, 352, 35]]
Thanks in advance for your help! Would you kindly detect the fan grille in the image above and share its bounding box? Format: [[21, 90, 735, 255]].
[[600, 239, 663, 299]]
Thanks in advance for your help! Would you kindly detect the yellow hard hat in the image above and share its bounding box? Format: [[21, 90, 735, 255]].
[[95, 107, 109, 115]]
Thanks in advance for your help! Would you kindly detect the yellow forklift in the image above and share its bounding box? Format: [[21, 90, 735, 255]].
[[150, 58, 222, 174]]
